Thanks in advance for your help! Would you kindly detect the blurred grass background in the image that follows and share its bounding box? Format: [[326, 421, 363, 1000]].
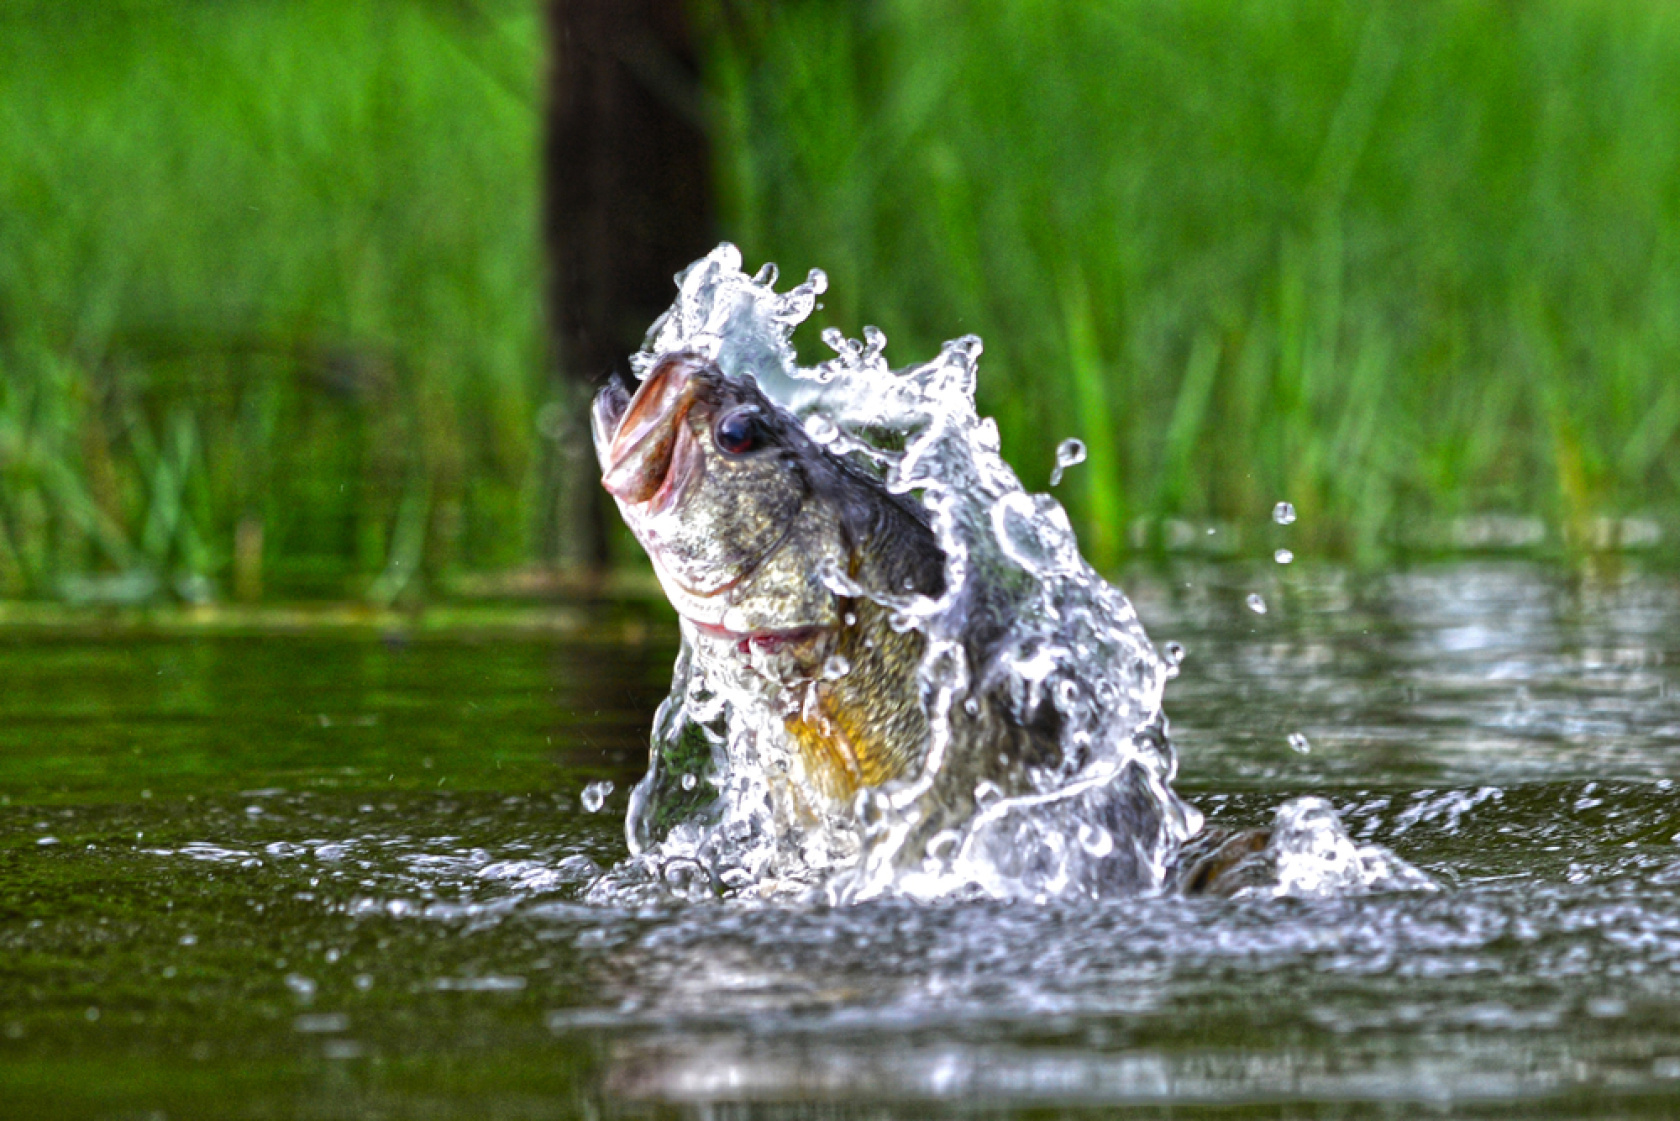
[[0, 0, 545, 602], [3, 0, 1678, 601]]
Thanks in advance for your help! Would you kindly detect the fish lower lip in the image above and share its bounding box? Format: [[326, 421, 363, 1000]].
[[686, 619, 830, 650]]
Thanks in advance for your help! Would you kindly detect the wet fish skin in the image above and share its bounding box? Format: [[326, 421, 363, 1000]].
[[594, 352, 945, 801]]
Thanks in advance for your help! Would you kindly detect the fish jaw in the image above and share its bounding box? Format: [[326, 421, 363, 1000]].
[[597, 353, 707, 504], [590, 380, 631, 469]]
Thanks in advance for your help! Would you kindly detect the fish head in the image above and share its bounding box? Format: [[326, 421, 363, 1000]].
[[593, 352, 832, 628]]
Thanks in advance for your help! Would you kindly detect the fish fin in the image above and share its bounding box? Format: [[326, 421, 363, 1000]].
[[1175, 827, 1272, 896], [784, 710, 863, 802]]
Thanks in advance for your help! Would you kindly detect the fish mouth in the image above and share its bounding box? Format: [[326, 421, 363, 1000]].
[[685, 618, 832, 656], [599, 353, 707, 510]]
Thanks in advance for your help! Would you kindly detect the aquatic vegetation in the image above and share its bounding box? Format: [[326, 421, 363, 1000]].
[[594, 247, 1425, 903], [0, 1, 544, 599], [6, 0, 1680, 600], [704, 0, 1680, 562]]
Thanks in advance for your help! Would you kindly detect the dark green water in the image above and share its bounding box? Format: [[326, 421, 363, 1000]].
[[4, 562, 1680, 1118]]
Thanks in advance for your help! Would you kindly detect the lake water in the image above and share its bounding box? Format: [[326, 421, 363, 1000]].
[[4, 561, 1680, 1118]]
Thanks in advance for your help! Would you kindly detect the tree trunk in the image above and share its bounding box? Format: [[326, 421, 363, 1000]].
[[541, 0, 716, 572]]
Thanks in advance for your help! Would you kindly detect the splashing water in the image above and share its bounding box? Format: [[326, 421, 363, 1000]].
[[1048, 438, 1086, 486], [580, 781, 614, 814], [599, 245, 1420, 905]]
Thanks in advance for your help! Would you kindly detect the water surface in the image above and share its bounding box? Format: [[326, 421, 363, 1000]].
[[4, 562, 1680, 1118]]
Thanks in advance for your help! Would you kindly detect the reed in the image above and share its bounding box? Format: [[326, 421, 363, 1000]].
[[0, 0, 545, 600], [705, 0, 1680, 562], [4, 0, 1679, 601]]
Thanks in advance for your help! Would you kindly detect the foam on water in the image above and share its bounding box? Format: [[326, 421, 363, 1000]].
[[604, 245, 1420, 904]]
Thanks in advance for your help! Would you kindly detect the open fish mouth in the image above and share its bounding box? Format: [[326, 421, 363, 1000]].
[[597, 354, 706, 513]]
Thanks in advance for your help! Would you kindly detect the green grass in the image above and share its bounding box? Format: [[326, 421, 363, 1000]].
[[0, 0, 545, 600], [705, 0, 1680, 562], [3, 0, 1679, 600]]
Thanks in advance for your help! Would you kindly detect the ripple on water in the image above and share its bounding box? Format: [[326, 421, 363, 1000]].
[[5, 562, 1680, 1113]]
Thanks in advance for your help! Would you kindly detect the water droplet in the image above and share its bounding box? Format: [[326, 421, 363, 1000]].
[[822, 655, 851, 680], [1049, 438, 1087, 486], [820, 326, 847, 352], [1077, 822, 1114, 857], [927, 831, 961, 861], [354, 974, 374, 991], [1274, 548, 1294, 565], [804, 414, 839, 443], [842, 611, 858, 627], [1273, 501, 1297, 525], [681, 773, 698, 792], [1163, 642, 1185, 668], [580, 781, 614, 813], [963, 696, 981, 716], [1288, 732, 1311, 754], [1246, 593, 1268, 614], [84, 1007, 100, 1022]]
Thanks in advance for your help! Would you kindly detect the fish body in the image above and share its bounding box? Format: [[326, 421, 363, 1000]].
[[593, 352, 945, 818], [593, 350, 1270, 896]]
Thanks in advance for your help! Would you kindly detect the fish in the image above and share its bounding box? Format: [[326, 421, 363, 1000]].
[[592, 351, 948, 812], [592, 350, 1269, 894]]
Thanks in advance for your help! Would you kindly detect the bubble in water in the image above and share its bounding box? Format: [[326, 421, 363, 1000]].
[[804, 414, 839, 444], [580, 780, 614, 813], [1287, 732, 1311, 754], [1077, 822, 1114, 857], [1274, 548, 1294, 565], [1048, 438, 1087, 486], [1246, 593, 1268, 614], [822, 654, 851, 680], [927, 830, 961, 862], [1273, 501, 1297, 525], [681, 772, 699, 791]]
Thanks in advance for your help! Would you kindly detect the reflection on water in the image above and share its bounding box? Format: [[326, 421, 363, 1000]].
[[3, 562, 1680, 1117], [1134, 562, 1680, 788]]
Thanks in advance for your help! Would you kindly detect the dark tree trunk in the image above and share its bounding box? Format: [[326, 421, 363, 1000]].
[[541, 0, 716, 572]]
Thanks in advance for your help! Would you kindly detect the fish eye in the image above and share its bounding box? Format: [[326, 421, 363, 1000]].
[[713, 407, 766, 456]]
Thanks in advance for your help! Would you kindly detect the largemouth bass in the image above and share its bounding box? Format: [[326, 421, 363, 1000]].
[[593, 351, 958, 825], [592, 351, 1308, 897]]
